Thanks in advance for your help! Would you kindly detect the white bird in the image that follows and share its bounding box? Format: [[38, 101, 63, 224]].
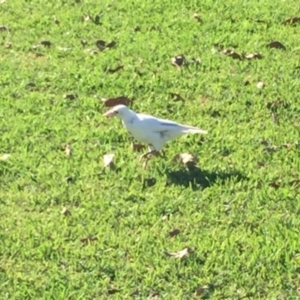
[[103, 105, 208, 162]]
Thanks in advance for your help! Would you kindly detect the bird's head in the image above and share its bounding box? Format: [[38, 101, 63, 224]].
[[103, 105, 131, 118]]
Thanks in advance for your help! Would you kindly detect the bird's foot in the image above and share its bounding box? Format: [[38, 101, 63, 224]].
[[138, 150, 159, 162]]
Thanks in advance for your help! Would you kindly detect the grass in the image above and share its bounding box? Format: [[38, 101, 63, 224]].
[[1, 0, 300, 299]]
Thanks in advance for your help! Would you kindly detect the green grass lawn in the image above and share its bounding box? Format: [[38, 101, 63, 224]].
[[1, 0, 300, 299]]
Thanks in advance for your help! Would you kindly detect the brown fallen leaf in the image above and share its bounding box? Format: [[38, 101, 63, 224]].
[[269, 181, 281, 189], [5, 42, 12, 49], [266, 41, 286, 50], [80, 236, 98, 244], [0, 25, 9, 31], [193, 13, 202, 22], [102, 96, 132, 107], [282, 16, 300, 25], [54, 17, 60, 25], [64, 144, 71, 156], [35, 53, 44, 58], [103, 153, 115, 168], [165, 247, 193, 259], [169, 92, 184, 102], [25, 82, 36, 89], [168, 229, 181, 237], [244, 52, 263, 60], [63, 93, 77, 100], [94, 14, 101, 25], [61, 207, 71, 216], [195, 285, 209, 296], [149, 291, 159, 300], [106, 65, 124, 73], [0, 153, 10, 161], [108, 288, 120, 295], [131, 143, 146, 152], [171, 54, 186, 67], [106, 41, 116, 48], [95, 39, 106, 50], [41, 40, 51, 47], [142, 177, 156, 188], [81, 39, 87, 47], [257, 161, 266, 168], [222, 49, 242, 60], [173, 153, 198, 167]]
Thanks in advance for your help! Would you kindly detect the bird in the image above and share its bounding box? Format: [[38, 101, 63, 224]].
[[103, 105, 208, 162]]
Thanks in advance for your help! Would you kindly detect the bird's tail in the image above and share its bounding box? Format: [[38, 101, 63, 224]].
[[183, 125, 208, 134]]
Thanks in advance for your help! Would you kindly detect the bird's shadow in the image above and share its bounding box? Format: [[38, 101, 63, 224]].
[[165, 166, 247, 190]]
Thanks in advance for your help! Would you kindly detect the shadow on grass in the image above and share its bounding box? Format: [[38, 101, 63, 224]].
[[166, 166, 247, 190]]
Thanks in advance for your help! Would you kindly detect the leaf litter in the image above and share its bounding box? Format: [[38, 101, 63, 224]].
[[103, 153, 115, 168], [164, 247, 193, 259], [101, 96, 132, 107]]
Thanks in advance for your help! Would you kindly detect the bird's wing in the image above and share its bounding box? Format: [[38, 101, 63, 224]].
[[137, 114, 182, 133]]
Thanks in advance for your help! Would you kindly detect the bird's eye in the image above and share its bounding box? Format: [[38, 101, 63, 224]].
[[114, 111, 118, 114]]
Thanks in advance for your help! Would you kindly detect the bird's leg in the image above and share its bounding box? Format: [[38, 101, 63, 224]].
[[138, 150, 157, 163]]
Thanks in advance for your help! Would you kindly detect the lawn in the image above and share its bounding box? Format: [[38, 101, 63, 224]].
[[1, 0, 300, 299]]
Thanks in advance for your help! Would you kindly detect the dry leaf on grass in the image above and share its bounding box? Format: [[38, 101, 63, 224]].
[[80, 39, 87, 46], [61, 207, 71, 216], [54, 17, 60, 25], [41, 40, 51, 48], [282, 17, 300, 25], [193, 13, 202, 22], [169, 92, 184, 101], [64, 144, 71, 156], [168, 229, 181, 237], [95, 39, 106, 50], [80, 236, 98, 244], [96, 40, 116, 51], [173, 153, 198, 167], [171, 54, 186, 67], [222, 49, 242, 60], [269, 181, 281, 189], [244, 52, 263, 60], [107, 288, 120, 295], [165, 247, 193, 259], [0, 153, 10, 161], [63, 93, 77, 100], [0, 25, 9, 31], [195, 285, 209, 296], [106, 65, 124, 73], [149, 291, 159, 300], [102, 96, 132, 107], [103, 153, 115, 168], [266, 41, 286, 50]]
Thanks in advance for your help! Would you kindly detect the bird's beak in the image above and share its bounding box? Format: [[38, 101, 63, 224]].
[[103, 110, 114, 117]]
